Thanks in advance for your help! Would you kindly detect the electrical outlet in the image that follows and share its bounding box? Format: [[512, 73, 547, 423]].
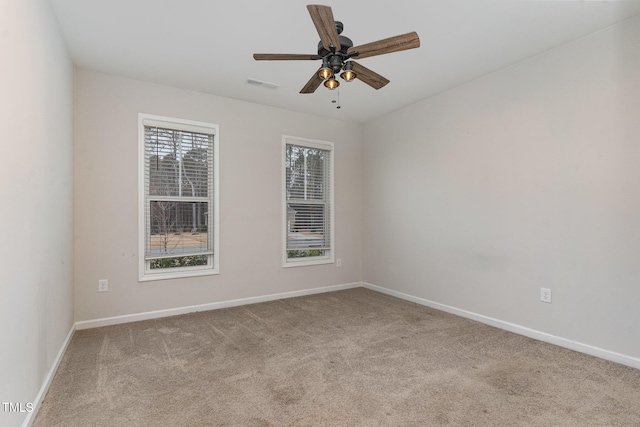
[[540, 288, 551, 303], [336, 258, 342, 267], [98, 279, 108, 292]]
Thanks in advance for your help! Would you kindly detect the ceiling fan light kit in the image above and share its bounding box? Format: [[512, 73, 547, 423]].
[[324, 77, 340, 89], [253, 4, 420, 94], [318, 57, 334, 80], [340, 61, 356, 82]]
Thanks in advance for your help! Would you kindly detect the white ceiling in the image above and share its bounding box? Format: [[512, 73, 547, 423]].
[[50, 0, 640, 123]]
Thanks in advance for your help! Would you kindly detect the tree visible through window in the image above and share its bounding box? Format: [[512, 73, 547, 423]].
[[284, 137, 334, 266], [139, 114, 219, 280]]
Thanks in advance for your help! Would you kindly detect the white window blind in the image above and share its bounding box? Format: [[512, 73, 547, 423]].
[[139, 114, 218, 280], [284, 137, 333, 265]]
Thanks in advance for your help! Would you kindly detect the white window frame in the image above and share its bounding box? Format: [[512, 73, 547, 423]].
[[282, 135, 334, 268], [138, 113, 220, 281]]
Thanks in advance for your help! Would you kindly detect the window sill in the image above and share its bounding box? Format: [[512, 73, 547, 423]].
[[139, 266, 219, 282], [283, 256, 334, 268]]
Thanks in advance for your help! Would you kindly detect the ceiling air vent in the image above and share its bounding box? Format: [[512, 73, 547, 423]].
[[246, 78, 279, 89]]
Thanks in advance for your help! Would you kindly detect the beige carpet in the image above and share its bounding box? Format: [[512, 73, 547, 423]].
[[34, 288, 640, 426]]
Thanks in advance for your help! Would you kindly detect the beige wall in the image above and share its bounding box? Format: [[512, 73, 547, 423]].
[[363, 16, 640, 359], [0, 0, 74, 426], [74, 70, 363, 322]]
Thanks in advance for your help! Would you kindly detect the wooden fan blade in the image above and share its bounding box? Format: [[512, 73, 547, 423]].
[[307, 5, 341, 51], [253, 53, 321, 61], [350, 61, 389, 90], [300, 71, 324, 94], [348, 31, 420, 59]]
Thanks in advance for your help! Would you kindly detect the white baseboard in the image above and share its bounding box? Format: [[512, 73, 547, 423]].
[[362, 282, 640, 370], [22, 324, 76, 427], [75, 282, 362, 330]]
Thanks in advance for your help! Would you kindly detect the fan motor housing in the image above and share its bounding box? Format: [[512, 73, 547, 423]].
[[317, 34, 353, 57]]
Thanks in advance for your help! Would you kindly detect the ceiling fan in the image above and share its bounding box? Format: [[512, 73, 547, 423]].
[[253, 4, 420, 93]]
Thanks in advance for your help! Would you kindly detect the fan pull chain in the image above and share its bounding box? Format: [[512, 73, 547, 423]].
[[332, 89, 341, 109]]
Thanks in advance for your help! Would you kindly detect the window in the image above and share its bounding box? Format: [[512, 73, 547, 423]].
[[139, 114, 219, 281], [283, 136, 334, 267]]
